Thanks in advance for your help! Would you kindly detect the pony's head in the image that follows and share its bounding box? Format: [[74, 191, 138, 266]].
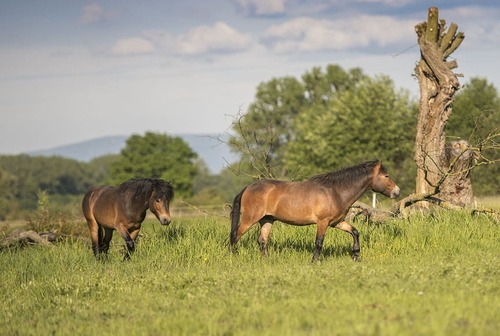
[[148, 180, 174, 225], [371, 161, 400, 199]]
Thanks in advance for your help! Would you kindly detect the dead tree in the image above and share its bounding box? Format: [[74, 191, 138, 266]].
[[1, 229, 56, 249], [414, 7, 465, 205], [438, 140, 479, 207]]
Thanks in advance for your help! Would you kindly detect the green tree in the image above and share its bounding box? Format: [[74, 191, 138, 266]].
[[108, 132, 198, 197], [0, 168, 18, 219], [230, 64, 368, 179], [448, 77, 500, 142], [302, 64, 366, 106], [0, 155, 94, 209], [86, 154, 120, 186], [230, 76, 305, 178], [447, 77, 500, 196], [285, 75, 418, 192]]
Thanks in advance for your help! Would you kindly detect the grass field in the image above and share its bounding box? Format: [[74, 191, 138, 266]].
[[0, 210, 499, 335]]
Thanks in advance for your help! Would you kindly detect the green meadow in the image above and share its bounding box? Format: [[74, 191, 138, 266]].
[[1, 211, 499, 335]]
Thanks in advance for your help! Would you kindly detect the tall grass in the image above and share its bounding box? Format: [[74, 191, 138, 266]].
[[1, 211, 498, 335]]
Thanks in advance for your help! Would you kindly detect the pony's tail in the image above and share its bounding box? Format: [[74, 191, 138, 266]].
[[230, 187, 246, 248]]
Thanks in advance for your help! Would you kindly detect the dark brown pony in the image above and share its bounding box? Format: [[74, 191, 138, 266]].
[[82, 178, 174, 259], [229, 160, 400, 261]]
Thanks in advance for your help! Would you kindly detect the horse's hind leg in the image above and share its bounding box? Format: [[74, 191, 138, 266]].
[[233, 212, 260, 248], [335, 221, 360, 261], [86, 218, 100, 256], [312, 221, 329, 262], [100, 228, 114, 254], [258, 217, 274, 257]]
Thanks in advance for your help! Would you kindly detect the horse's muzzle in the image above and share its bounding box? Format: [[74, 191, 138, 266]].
[[159, 216, 171, 225], [390, 186, 401, 199]]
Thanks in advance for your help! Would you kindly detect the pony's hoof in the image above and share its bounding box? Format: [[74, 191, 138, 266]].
[[352, 255, 360, 262]]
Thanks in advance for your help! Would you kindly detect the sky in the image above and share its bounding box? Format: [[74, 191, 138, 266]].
[[1, 0, 499, 154]]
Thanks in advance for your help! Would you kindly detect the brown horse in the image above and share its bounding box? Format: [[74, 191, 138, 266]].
[[229, 160, 400, 261], [82, 178, 174, 259]]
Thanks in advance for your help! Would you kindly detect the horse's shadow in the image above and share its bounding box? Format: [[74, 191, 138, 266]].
[[272, 238, 353, 259], [236, 230, 354, 260]]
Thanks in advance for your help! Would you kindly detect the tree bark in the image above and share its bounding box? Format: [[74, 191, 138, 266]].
[[414, 7, 465, 205], [438, 140, 478, 207]]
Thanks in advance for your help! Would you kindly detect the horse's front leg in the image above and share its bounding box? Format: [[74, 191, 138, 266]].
[[312, 221, 329, 262], [335, 221, 360, 261], [116, 225, 136, 260]]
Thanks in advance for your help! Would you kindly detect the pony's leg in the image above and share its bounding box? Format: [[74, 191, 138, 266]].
[[86, 219, 100, 256], [258, 218, 273, 257], [101, 228, 114, 254], [116, 225, 135, 260], [129, 228, 141, 240], [129, 228, 141, 248], [233, 212, 259, 247], [334, 221, 360, 261], [312, 220, 329, 262]]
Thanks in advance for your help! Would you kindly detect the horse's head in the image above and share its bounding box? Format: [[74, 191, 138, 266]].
[[149, 181, 174, 225], [371, 161, 400, 199]]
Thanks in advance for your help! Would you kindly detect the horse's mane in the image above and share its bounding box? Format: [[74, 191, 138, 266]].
[[118, 178, 174, 201], [308, 160, 385, 187]]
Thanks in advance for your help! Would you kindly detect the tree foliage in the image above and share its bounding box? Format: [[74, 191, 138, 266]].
[[286, 75, 418, 191], [0, 168, 18, 219], [302, 64, 366, 106], [447, 77, 500, 195], [108, 132, 198, 197], [0, 155, 96, 217], [229, 64, 418, 193], [230, 76, 305, 178], [229, 65, 367, 178]]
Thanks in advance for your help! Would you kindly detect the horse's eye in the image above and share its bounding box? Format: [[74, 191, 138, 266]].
[[155, 199, 161, 203]]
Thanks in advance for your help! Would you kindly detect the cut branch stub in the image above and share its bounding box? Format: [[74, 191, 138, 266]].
[[424, 7, 439, 44]]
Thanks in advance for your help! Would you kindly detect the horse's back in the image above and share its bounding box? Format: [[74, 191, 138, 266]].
[[245, 179, 329, 199]]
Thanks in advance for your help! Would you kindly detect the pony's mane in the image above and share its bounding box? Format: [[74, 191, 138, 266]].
[[308, 160, 385, 187], [118, 178, 174, 201]]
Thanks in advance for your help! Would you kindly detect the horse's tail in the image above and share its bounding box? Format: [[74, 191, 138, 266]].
[[230, 187, 247, 247]]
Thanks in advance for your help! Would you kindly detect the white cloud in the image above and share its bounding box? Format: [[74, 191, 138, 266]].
[[80, 3, 105, 24], [109, 22, 253, 57], [263, 16, 417, 52], [237, 0, 287, 15], [440, 6, 500, 48], [351, 0, 413, 6], [111, 37, 155, 56], [176, 22, 253, 55]]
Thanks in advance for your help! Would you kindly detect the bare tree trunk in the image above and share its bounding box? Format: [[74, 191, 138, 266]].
[[439, 140, 478, 207], [414, 7, 465, 204]]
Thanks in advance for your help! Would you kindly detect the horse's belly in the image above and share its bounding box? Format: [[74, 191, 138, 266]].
[[270, 188, 337, 224], [271, 202, 320, 225]]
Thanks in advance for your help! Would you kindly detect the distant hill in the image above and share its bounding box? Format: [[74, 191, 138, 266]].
[[28, 134, 239, 174]]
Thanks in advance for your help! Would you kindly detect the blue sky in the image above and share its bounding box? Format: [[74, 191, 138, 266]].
[[1, 0, 499, 153]]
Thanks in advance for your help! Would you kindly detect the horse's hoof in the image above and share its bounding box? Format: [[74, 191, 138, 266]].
[[352, 255, 360, 262]]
